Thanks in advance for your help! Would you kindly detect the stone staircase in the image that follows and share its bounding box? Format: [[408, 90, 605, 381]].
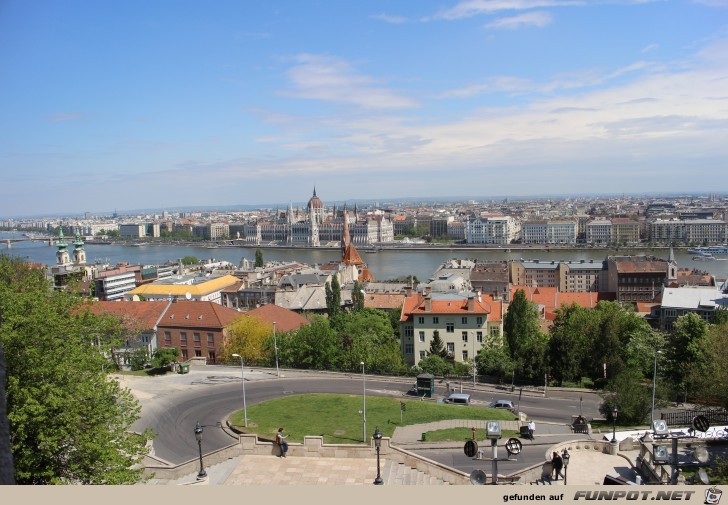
[[381, 460, 451, 485]]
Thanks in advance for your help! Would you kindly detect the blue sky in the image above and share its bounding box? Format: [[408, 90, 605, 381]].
[[1, 0, 727, 217]]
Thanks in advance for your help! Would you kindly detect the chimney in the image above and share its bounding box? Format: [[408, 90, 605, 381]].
[[405, 286, 412, 297], [467, 294, 475, 312], [425, 293, 431, 312]]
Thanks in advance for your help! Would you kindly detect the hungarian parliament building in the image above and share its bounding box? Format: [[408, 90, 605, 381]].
[[240, 188, 394, 247]]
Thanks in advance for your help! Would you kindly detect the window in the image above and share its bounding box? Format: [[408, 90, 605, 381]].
[[404, 343, 414, 354], [195, 350, 202, 357], [404, 326, 414, 337], [418, 316, 425, 324], [419, 351, 426, 360], [446, 343, 455, 353], [446, 323, 454, 333], [181, 349, 188, 359], [462, 317, 468, 325], [207, 333, 214, 344], [433, 317, 439, 324], [491, 327, 500, 337], [208, 351, 216, 362], [476, 317, 483, 326], [476, 331, 483, 343], [164, 331, 171, 345], [419, 331, 425, 342], [462, 350, 468, 361], [462, 331, 468, 343], [180, 332, 187, 346]]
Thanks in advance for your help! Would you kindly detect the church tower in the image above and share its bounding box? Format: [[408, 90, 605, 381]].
[[56, 229, 70, 265], [72, 232, 87, 265]]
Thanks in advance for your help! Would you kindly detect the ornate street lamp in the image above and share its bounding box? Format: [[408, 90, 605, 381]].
[[561, 448, 570, 485], [612, 405, 618, 443], [194, 421, 207, 479], [373, 426, 383, 485], [273, 321, 280, 377], [232, 353, 247, 427], [650, 350, 662, 425]]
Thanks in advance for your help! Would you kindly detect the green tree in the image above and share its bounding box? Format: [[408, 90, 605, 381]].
[[503, 289, 547, 380], [352, 281, 365, 311], [181, 256, 199, 265], [0, 255, 151, 484], [416, 354, 452, 376], [388, 306, 402, 338], [151, 347, 178, 369], [428, 331, 448, 359], [666, 312, 709, 402], [336, 309, 406, 374], [325, 275, 342, 318], [599, 367, 654, 425], [548, 303, 591, 385], [254, 249, 264, 268], [711, 307, 728, 325], [475, 345, 514, 380], [279, 316, 340, 370]]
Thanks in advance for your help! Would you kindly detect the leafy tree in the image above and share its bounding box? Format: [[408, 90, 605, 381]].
[[503, 289, 547, 380], [222, 315, 269, 365], [151, 347, 178, 369], [325, 275, 342, 318], [666, 312, 710, 402], [254, 249, 264, 268], [128, 348, 149, 371], [599, 367, 653, 425], [548, 303, 590, 385], [416, 354, 452, 376], [711, 307, 728, 325], [352, 280, 365, 311], [387, 306, 402, 338], [278, 316, 340, 370], [336, 309, 406, 374], [0, 255, 151, 484], [476, 345, 514, 380], [181, 256, 199, 265]]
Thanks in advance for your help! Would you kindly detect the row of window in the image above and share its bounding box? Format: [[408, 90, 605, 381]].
[[179, 349, 217, 361], [416, 316, 484, 326], [163, 331, 215, 343]]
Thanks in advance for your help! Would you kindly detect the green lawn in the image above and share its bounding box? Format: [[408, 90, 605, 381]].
[[423, 427, 520, 442], [228, 394, 517, 444]]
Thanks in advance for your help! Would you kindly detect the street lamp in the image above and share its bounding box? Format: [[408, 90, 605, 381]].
[[373, 426, 383, 485], [650, 350, 663, 425], [361, 361, 366, 443], [231, 353, 248, 428], [273, 321, 279, 377], [611, 405, 618, 443], [561, 448, 570, 485], [194, 421, 207, 479]]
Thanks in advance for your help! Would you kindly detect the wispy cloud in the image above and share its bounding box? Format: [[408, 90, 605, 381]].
[[485, 10, 553, 29], [43, 112, 85, 123], [370, 13, 408, 24], [283, 54, 419, 109], [435, 0, 582, 20], [641, 43, 659, 53]]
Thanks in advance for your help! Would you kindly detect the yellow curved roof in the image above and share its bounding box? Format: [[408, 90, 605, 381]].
[[129, 274, 239, 297]]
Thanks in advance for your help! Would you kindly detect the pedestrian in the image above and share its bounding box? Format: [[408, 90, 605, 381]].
[[528, 420, 536, 440], [552, 451, 564, 480], [276, 427, 288, 458]]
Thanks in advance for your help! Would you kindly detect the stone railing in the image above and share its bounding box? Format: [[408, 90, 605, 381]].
[[143, 434, 470, 485]]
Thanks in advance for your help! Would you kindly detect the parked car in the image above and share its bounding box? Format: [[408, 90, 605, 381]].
[[487, 399, 515, 412], [438, 393, 471, 406]]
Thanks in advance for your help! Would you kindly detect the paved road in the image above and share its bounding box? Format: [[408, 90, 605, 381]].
[[118, 367, 604, 466]]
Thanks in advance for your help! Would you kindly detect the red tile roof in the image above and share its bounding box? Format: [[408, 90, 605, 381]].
[[401, 294, 493, 321], [84, 300, 168, 330], [245, 304, 310, 332], [158, 300, 245, 329]]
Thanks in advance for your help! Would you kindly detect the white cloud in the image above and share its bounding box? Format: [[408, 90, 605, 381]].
[[485, 10, 554, 28], [283, 54, 419, 109], [641, 43, 659, 53], [436, 0, 582, 20], [370, 13, 408, 24]]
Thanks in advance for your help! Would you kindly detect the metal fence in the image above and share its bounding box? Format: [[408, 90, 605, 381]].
[[660, 408, 728, 427]]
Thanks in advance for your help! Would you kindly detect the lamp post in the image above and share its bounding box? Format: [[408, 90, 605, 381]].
[[373, 426, 383, 485], [561, 448, 570, 485], [611, 405, 618, 443], [273, 321, 279, 377], [194, 421, 207, 479], [650, 350, 662, 425], [232, 353, 248, 427], [361, 361, 366, 443]]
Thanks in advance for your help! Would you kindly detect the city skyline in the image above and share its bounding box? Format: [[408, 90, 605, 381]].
[[2, 1, 727, 217]]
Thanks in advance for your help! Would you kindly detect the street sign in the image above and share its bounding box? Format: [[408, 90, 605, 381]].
[[505, 437, 522, 456], [692, 415, 709, 433], [464, 440, 479, 458], [400, 402, 406, 412]]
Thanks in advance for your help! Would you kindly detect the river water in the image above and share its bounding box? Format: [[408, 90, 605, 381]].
[[1, 232, 726, 281]]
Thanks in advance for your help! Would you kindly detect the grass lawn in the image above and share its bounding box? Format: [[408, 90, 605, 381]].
[[423, 427, 520, 442], [228, 393, 517, 444]]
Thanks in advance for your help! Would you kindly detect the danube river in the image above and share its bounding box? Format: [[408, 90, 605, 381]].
[[1, 232, 726, 281]]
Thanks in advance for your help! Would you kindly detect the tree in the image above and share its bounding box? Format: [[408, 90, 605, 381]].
[[222, 315, 270, 365], [711, 307, 728, 325], [475, 345, 514, 381], [428, 331, 448, 359], [351, 281, 365, 311], [336, 309, 406, 374], [548, 303, 590, 386], [0, 255, 151, 484], [254, 249, 264, 268], [151, 347, 178, 369], [503, 289, 547, 380], [416, 354, 452, 376], [666, 312, 710, 402], [599, 367, 653, 425], [279, 316, 340, 370], [181, 256, 199, 265], [325, 275, 342, 318]]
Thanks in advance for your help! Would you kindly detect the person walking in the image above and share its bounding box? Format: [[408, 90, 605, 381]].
[[276, 427, 288, 458], [528, 420, 536, 440], [552, 451, 564, 480]]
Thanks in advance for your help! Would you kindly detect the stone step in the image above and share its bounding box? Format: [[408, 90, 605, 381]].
[[380, 461, 449, 485]]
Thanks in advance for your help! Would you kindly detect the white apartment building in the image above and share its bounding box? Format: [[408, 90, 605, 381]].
[[586, 219, 613, 244], [465, 216, 519, 244], [546, 221, 577, 244], [521, 221, 547, 244], [649, 219, 727, 244]]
